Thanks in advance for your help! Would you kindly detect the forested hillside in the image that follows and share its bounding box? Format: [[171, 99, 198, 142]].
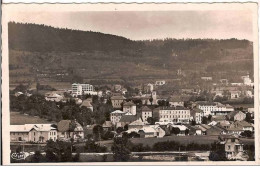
[[8, 22, 254, 88]]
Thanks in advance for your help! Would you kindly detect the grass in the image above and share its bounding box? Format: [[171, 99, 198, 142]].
[[10, 111, 54, 125]]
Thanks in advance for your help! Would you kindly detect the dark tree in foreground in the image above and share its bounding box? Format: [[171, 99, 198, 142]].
[[111, 137, 130, 162], [147, 117, 156, 125], [30, 151, 46, 162], [209, 142, 227, 161], [171, 127, 181, 135]]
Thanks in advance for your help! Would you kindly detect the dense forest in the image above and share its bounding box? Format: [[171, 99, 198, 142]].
[[8, 22, 254, 86]]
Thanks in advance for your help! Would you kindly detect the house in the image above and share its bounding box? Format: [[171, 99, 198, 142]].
[[232, 121, 254, 132], [230, 91, 241, 99], [224, 126, 244, 136], [245, 90, 253, 98], [184, 125, 202, 135], [218, 135, 243, 159], [191, 108, 204, 124], [10, 124, 57, 143], [111, 95, 126, 109], [128, 119, 145, 130], [158, 106, 191, 124], [168, 96, 184, 107], [196, 124, 210, 135], [138, 125, 165, 138], [80, 99, 93, 111], [171, 124, 188, 136], [57, 120, 84, 141], [206, 125, 226, 136], [241, 74, 253, 86], [117, 113, 137, 128], [45, 92, 64, 102], [141, 106, 153, 123], [110, 110, 126, 125], [123, 101, 136, 115], [226, 111, 246, 121], [102, 121, 113, 131], [217, 120, 232, 129]]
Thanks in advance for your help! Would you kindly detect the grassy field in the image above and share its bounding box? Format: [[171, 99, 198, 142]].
[[130, 135, 254, 147], [10, 111, 55, 125]]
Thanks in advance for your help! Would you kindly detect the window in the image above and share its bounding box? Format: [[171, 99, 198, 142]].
[[228, 145, 231, 150]]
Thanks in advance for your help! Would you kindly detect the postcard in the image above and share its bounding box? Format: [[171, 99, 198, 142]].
[[1, 3, 259, 165]]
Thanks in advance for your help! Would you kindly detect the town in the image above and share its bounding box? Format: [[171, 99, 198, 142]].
[[10, 72, 255, 162]]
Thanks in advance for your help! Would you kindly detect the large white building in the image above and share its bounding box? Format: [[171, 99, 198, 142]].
[[196, 101, 234, 116], [10, 124, 57, 143], [158, 106, 191, 124], [72, 83, 96, 96]]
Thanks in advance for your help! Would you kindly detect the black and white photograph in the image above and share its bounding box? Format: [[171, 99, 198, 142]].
[[1, 3, 259, 165]]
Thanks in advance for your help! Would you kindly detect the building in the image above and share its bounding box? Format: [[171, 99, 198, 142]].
[[232, 121, 254, 132], [141, 106, 153, 123], [241, 74, 253, 86], [128, 118, 145, 130], [191, 108, 204, 124], [230, 91, 241, 99], [10, 124, 57, 143], [206, 125, 226, 136], [196, 101, 234, 116], [155, 80, 166, 86], [111, 95, 126, 109], [110, 110, 126, 125], [171, 124, 188, 136], [45, 93, 64, 102], [201, 76, 212, 81], [118, 113, 138, 128], [123, 101, 136, 115], [57, 120, 84, 141], [72, 83, 96, 96], [218, 135, 243, 159], [226, 111, 246, 121], [80, 99, 94, 111], [158, 106, 191, 124], [184, 125, 202, 135], [138, 125, 165, 138]]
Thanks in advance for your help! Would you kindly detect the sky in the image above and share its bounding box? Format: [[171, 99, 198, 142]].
[[9, 10, 253, 41]]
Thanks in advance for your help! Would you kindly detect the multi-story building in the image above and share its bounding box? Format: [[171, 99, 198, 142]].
[[196, 101, 234, 116], [111, 95, 126, 109], [72, 83, 96, 96], [123, 101, 136, 115], [57, 120, 84, 141], [218, 135, 244, 159], [110, 110, 126, 125], [141, 106, 153, 123], [191, 108, 204, 124], [10, 124, 57, 143], [158, 106, 191, 124]]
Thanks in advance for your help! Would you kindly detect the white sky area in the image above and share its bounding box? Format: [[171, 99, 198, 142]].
[[9, 10, 253, 41]]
